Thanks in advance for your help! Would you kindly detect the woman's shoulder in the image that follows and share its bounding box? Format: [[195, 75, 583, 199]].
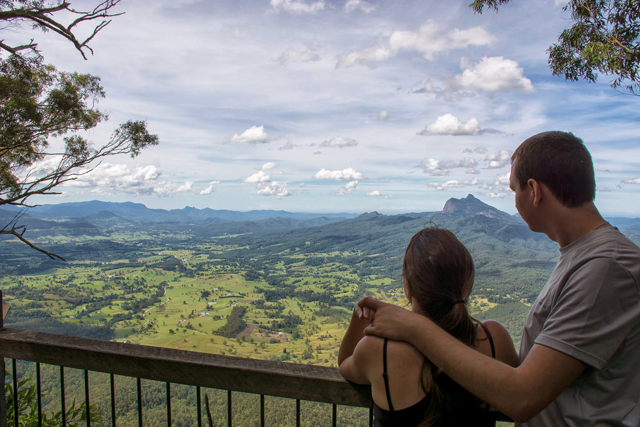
[[355, 335, 424, 365], [478, 320, 519, 367]]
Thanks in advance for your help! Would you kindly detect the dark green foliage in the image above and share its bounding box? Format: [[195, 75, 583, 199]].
[[470, 0, 640, 95], [5, 367, 101, 426], [215, 306, 247, 338]]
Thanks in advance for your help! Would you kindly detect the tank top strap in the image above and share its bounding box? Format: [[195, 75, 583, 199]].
[[486, 326, 496, 359], [382, 338, 395, 412]]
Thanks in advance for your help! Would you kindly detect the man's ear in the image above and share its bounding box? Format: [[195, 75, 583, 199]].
[[527, 179, 542, 207]]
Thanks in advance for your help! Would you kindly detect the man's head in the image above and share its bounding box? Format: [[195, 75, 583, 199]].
[[511, 131, 595, 208]]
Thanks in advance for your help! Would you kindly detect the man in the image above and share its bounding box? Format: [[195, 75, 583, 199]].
[[358, 131, 640, 426]]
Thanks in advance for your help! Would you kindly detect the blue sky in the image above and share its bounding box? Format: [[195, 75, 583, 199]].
[[8, 0, 640, 215]]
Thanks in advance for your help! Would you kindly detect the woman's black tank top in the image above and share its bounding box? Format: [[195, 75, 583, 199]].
[[373, 332, 497, 427]]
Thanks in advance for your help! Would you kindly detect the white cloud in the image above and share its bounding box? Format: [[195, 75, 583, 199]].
[[466, 169, 480, 175], [367, 190, 382, 196], [244, 170, 271, 183], [428, 177, 478, 191], [199, 181, 220, 195], [230, 125, 270, 144], [484, 150, 511, 169], [276, 48, 321, 65], [418, 157, 476, 176], [378, 110, 388, 121], [257, 181, 292, 197], [65, 163, 192, 197], [419, 114, 503, 136], [454, 56, 535, 94], [261, 162, 277, 171], [313, 167, 365, 181], [270, 0, 325, 14], [623, 178, 640, 184], [319, 136, 358, 148], [336, 22, 494, 69], [344, 0, 376, 13], [313, 151, 323, 155], [419, 114, 479, 136], [495, 172, 511, 186], [490, 192, 508, 198], [334, 180, 359, 195]]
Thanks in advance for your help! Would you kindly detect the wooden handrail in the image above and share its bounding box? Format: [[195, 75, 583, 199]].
[[0, 327, 372, 407]]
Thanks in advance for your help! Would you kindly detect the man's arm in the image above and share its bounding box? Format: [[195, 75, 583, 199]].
[[358, 297, 586, 423]]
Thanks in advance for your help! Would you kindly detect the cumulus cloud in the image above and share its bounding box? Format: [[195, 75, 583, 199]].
[[463, 147, 489, 154], [199, 181, 220, 195], [334, 180, 359, 195], [418, 114, 503, 136], [276, 48, 321, 65], [313, 167, 365, 181], [466, 169, 480, 175], [278, 141, 299, 150], [367, 190, 394, 198], [313, 151, 323, 155], [344, 0, 376, 13], [230, 125, 270, 144], [244, 170, 271, 183], [336, 22, 494, 69], [378, 110, 388, 121], [418, 157, 476, 176], [454, 57, 535, 94], [65, 163, 192, 197], [623, 178, 640, 184], [319, 136, 358, 149], [261, 162, 277, 171], [495, 172, 510, 186], [484, 150, 511, 169], [428, 177, 479, 191], [270, 0, 325, 14], [490, 192, 508, 198], [257, 181, 292, 197]]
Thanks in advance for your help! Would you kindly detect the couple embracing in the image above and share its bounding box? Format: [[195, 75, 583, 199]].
[[339, 131, 640, 427]]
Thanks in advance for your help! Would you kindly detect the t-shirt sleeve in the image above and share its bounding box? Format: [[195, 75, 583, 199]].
[[535, 258, 640, 369]]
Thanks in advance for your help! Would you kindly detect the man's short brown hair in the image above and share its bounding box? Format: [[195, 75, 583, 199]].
[[511, 131, 595, 208]]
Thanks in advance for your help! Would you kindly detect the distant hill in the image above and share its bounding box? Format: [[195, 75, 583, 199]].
[[11, 200, 356, 225]]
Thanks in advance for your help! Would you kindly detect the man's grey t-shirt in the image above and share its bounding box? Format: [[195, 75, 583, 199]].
[[518, 227, 640, 427]]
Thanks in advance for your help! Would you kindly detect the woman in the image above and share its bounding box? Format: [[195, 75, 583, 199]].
[[338, 228, 518, 426]]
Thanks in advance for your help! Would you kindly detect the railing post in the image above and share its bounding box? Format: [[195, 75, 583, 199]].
[[0, 290, 7, 427]]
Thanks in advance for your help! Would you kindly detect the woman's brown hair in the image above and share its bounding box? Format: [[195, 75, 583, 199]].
[[402, 228, 482, 426]]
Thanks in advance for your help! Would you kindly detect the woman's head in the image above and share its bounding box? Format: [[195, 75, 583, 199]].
[[402, 228, 476, 345]]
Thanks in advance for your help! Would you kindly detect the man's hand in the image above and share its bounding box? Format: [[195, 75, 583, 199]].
[[357, 296, 423, 342]]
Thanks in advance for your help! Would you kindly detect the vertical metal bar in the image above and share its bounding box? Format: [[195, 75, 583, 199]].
[[36, 363, 42, 427], [11, 359, 17, 427], [0, 291, 4, 427], [137, 378, 142, 427], [0, 356, 6, 427], [60, 366, 66, 427], [260, 394, 265, 427], [84, 370, 91, 427], [296, 399, 300, 427], [332, 403, 337, 427], [196, 387, 202, 427], [369, 407, 373, 427], [166, 382, 171, 427], [227, 390, 232, 427], [110, 374, 116, 427]]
